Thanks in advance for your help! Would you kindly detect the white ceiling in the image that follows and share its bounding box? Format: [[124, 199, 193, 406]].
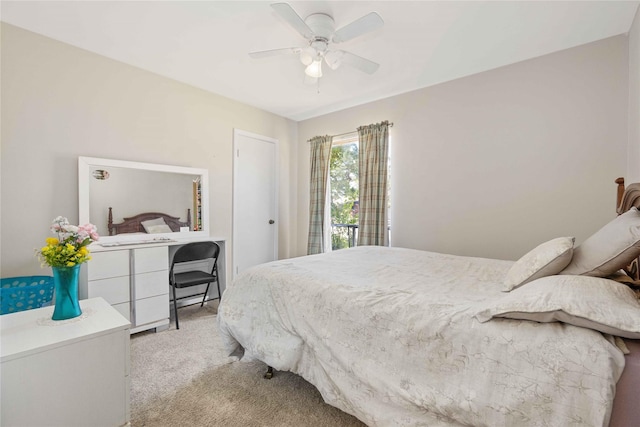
[[2, 1, 639, 121]]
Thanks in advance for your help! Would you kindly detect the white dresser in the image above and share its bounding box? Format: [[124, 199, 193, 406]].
[[81, 245, 170, 334], [1, 297, 130, 427], [80, 237, 226, 334]]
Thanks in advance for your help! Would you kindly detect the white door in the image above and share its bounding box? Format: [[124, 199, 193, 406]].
[[233, 129, 278, 277]]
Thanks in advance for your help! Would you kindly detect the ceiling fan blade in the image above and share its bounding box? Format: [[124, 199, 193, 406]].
[[271, 3, 315, 40], [340, 50, 380, 74], [249, 47, 301, 59], [332, 12, 384, 43]]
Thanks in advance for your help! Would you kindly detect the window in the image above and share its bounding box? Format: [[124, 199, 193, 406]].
[[328, 131, 391, 250], [329, 135, 359, 250]]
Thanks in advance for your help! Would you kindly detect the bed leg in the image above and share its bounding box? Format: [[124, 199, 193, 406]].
[[264, 366, 273, 379]]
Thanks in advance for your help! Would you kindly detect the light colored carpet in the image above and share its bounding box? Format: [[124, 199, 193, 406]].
[[130, 302, 365, 426]]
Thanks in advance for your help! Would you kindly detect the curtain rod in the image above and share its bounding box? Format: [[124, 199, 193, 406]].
[[332, 130, 359, 139], [312, 122, 394, 141]]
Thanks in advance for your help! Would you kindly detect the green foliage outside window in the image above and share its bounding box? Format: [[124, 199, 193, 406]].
[[330, 143, 359, 250]]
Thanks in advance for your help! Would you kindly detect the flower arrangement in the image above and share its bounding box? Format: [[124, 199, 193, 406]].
[[37, 216, 99, 268]]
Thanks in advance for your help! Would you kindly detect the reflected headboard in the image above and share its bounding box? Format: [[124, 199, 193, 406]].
[[615, 177, 640, 282], [108, 207, 192, 236]]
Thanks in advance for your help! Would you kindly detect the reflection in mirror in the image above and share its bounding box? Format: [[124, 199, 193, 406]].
[[79, 157, 209, 243], [89, 166, 197, 235], [92, 169, 110, 180]]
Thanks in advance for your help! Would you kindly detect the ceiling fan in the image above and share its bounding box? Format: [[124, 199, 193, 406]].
[[249, 3, 384, 84]]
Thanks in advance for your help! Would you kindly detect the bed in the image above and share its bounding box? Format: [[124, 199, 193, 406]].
[[107, 207, 191, 236], [217, 179, 640, 427]]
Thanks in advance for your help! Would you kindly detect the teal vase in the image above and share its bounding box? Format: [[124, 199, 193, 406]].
[[51, 265, 82, 320]]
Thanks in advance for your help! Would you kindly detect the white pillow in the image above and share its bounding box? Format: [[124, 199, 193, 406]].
[[145, 224, 173, 234], [560, 207, 640, 277], [476, 275, 640, 339], [502, 237, 574, 292], [141, 217, 171, 234]]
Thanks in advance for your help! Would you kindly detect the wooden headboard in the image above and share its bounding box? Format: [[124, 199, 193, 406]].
[[616, 177, 640, 214], [615, 178, 640, 282], [108, 207, 192, 236]]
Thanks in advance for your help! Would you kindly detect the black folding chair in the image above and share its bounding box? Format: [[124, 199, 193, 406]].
[[169, 241, 221, 329]]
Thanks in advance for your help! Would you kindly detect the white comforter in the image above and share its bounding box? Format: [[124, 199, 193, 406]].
[[217, 246, 625, 427]]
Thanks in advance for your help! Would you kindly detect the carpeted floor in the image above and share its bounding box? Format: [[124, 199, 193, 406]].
[[130, 302, 365, 426]]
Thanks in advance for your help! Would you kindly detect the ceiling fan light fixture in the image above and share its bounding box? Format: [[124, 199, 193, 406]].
[[324, 50, 343, 70], [299, 47, 315, 66], [305, 59, 323, 78]]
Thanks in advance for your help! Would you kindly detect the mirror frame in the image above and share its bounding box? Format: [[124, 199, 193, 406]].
[[78, 156, 210, 243]]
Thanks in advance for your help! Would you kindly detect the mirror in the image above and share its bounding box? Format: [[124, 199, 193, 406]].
[[79, 157, 209, 243]]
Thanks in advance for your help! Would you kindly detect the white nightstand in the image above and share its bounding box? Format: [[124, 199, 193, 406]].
[[1, 297, 131, 427]]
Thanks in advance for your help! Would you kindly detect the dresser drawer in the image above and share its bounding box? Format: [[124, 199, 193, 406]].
[[135, 270, 168, 300], [134, 294, 169, 326], [134, 247, 168, 274], [112, 302, 130, 321], [87, 276, 129, 305], [88, 251, 129, 280]]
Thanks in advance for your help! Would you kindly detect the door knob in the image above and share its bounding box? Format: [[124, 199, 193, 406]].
[[269, 219, 275, 224]]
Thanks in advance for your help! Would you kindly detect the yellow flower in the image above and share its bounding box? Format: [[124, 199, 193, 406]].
[[37, 217, 99, 268]]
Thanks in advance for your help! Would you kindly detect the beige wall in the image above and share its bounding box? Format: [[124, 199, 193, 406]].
[[0, 23, 298, 278], [629, 6, 640, 183], [1, 23, 633, 276], [297, 36, 628, 261]]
